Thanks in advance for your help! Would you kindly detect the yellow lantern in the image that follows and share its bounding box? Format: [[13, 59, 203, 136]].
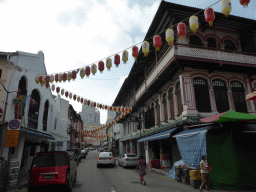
[[220, 0, 232, 17], [97, 103, 100, 108], [142, 41, 149, 57], [166, 28, 174, 46], [69, 92, 72, 99], [61, 89, 64, 96], [189, 16, 199, 33], [58, 73, 63, 82], [80, 68, 85, 78], [35, 75, 40, 84], [91, 64, 97, 75], [67, 72, 72, 81], [49, 75, 54, 83], [77, 96, 80, 102], [51, 84, 55, 91], [42, 75, 46, 84], [84, 99, 87, 105], [106, 58, 112, 70], [122, 50, 128, 64], [102, 105, 105, 109]]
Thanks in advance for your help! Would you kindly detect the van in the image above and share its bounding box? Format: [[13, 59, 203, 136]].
[[28, 151, 77, 192]]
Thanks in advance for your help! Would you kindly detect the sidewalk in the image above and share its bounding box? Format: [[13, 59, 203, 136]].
[[146, 166, 255, 192]]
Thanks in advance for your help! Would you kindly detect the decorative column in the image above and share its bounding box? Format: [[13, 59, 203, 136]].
[[244, 88, 253, 113], [38, 102, 44, 131], [209, 85, 218, 113], [246, 78, 255, 113], [154, 102, 158, 126], [166, 92, 172, 121], [173, 92, 179, 118], [160, 99, 165, 123], [227, 86, 235, 111]]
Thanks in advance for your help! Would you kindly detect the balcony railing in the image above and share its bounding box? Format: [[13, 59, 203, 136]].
[[27, 112, 38, 129]]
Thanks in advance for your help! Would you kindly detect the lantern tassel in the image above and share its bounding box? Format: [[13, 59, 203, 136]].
[[156, 47, 160, 51], [144, 53, 148, 57], [209, 21, 213, 26]]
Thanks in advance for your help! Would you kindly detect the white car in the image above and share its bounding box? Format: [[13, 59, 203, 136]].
[[97, 152, 115, 168], [118, 153, 139, 168]]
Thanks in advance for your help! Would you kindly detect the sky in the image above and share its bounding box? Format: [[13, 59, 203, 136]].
[[0, 0, 255, 124]]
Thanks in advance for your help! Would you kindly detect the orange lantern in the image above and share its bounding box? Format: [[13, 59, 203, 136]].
[[98, 61, 104, 73], [72, 70, 76, 80], [55, 74, 58, 82], [73, 95, 76, 101], [240, 0, 250, 7], [132, 46, 139, 60], [56, 87, 60, 93], [65, 91, 69, 98], [204, 8, 215, 26], [153, 35, 162, 51], [62, 73, 67, 82], [85, 66, 90, 77], [114, 54, 120, 67], [177, 23, 186, 40]]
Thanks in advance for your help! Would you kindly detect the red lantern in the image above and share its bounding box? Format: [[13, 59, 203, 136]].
[[105, 105, 108, 110], [81, 98, 83, 103], [132, 46, 139, 60], [73, 95, 76, 101], [153, 35, 162, 51], [110, 106, 113, 111], [65, 91, 68, 98], [86, 66, 90, 77], [39, 76, 43, 83], [204, 8, 215, 26], [55, 74, 58, 82], [122, 114, 124, 118], [87, 100, 90, 106], [62, 73, 67, 82], [177, 23, 186, 40], [45, 82, 50, 89], [72, 70, 76, 80], [114, 54, 120, 67], [99, 104, 102, 109], [98, 61, 104, 73], [94, 103, 96, 108], [46, 76, 50, 83], [113, 107, 116, 111], [56, 87, 60, 93], [240, 0, 250, 7]]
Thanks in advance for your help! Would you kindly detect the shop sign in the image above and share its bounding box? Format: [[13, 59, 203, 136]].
[[5, 130, 19, 147]]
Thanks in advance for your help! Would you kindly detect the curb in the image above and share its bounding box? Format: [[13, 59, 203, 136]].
[[146, 167, 169, 176]]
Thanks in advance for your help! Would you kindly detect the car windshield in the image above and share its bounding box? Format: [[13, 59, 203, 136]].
[[32, 153, 68, 167], [99, 152, 112, 157], [127, 154, 137, 157]]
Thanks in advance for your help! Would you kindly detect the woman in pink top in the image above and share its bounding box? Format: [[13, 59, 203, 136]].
[[199, 155, 210, 191], [136, 156, 146, 185]]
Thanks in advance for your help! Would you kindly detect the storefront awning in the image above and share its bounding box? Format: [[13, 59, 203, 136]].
[[137, 128, 177, 143], [20, 127, 55, 140], [173, 126, 212, 138]]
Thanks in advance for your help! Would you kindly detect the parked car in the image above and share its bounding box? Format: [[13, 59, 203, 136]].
[[85, 148, 89, 153], [97, 152, 115, 168], [81, 150, 87, 159], [28, 151, 77, 192], [99, 148, 104, 152], [89, 148, 94, 151], [66, 148, 82, 165], [118, 153, 139, 168]]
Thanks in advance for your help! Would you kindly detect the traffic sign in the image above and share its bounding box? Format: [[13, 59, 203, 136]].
[[5, 130, 20, 147], [8, 119, 21, 131]]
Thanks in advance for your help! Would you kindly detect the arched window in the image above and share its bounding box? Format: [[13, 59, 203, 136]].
[[207, 37, 217, 48], [162, 93, 168, 122], [43, 100, 49, 131], [193, 78, 211, 112], [151, 103, 155, 127], [231, 81, 247, 113], [189, 35, 203, 46], [156, 99, 160, 124], [213, 79, 229, 113], [15, 76, 27, 119], [176, 82, 183, 116], [18, 76, 27, 95], [28, 89, 40, 129], [224, 39, 236, 51], [145, 106, 151, 129], [168, 88, 175, 120]]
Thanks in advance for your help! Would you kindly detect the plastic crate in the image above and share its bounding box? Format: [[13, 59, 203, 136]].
[[175, 167, 182, 176], [149, 159, 160, 168], [175, 175, 181, 182]]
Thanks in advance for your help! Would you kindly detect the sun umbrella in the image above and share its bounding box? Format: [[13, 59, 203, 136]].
[[200, 111, 256, 123], [245, 91, 256, 100]]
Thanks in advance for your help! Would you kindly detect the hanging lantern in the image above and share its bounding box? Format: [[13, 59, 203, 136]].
[[77, 96, 80, 102], [98, 61, 104, 73], [55, 74, 58, 82], [153, 35, 162, 51], [60, 89, 64, 95], [45, 82, 50, 89], [189, 16, 199, 33], [99, 104, 102, 109], [39, 76, 43, 84], [56, 87, 60, 93], [129, 107, 132, 112], [58, 73, 62, 82], [102, 105, 105, 110], [240, 0, 250, 7], [91, 64, 97, 75], [50, 75, 54, 83], [114, 54, 120, 67], [42, 75, 46, 84], [94, 102, 96, 108], [67, 72, 72, 81], [204, 8, 215, 26], [65, 91, 69, 98], [122, 50, 128, 64], [71, 70, 76, 80], [84, 99, 87, 105], [142, 41, 149, 57], [79, 68, 85, 79], [62, 73, 67, 82], [97, 103, 100, 108], [81, 98, 83, 103], [166, 28, 174, 46], [51, 84, 55, 91], [177, 23, 186, 40], [46, 76, 50, 84], [85, 66, 90, 77], [105, 105, 108, 110], [132, 46, 139, 60], [220, 0, 232, 17], [110, 106, 113, 111], [106, 58, 112, 70], [87, 100, 90, 106], [73, 95, 77, 101], [69, 92, 72, 99], [35, 75, 40, 84]]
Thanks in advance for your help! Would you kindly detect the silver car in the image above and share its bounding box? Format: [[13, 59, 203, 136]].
[[118, 153, 139, 168], [97, 152, 115, 168]]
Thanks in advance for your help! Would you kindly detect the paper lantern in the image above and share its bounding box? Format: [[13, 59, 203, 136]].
[[94, 102, 96, 108], [240, 0, 250, 7], [87, 100, 90, 106], [220, 0, 232, 17], [42, 75, 46, 84], [142, 41, 149, 57], [69, 92, 72, 99], [80, 68, 85, 78], [99, 104, 102, 109], [35, 75, 40, 84], [71, 70, 76, 80], [166, 28, 174, 46], [56, 87, 60, 93], [84, 99, 87, 105], [85, 66, 90, 77], [189, 16, 199, 33], [132, 46, 139, 60], [45, 82, 50, 89], [58, 73, 63, 82], [122, 50, 128, 64], [46, 76, 50, 83], [110, 106, 113, 111], [55, 74, 58, 82], [105, 105, 108, 110], [62, 73, 67, 82], [73, 95, 77, 101], [77, 96, 80, 102], [98, 61, 104, 73], [204, 8, 215, 26], [61, 89, 64, 95], [65, 91, 69, 98], [114, 54, 120, 67], [106, 58, 112, 70], [177, 23, 186, 40], [81, 98, 83, 103], [153, 35, 162, 51], [67, 72, 72, 81], [39, 76, 43, 84], [91, 64, 97, 75], [50, 75, 54, 83], [51, 84, 55, 91]]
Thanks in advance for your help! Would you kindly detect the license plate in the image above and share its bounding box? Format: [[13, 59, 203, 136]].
[[44, 175, 53, 180]]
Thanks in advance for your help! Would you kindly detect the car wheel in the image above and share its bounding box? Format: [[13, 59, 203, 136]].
[[112, 163, 115, 167]]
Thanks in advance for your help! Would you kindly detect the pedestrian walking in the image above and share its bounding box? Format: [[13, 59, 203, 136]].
[[136, 156, 146, 185], [199, 155, 210, 191]]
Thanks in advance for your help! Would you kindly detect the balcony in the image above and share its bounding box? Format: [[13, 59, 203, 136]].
[[27, 112, 38, 129]]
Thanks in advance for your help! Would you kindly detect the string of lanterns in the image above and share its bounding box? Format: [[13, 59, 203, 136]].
[[35, 0, 251, 81], [80, 132, 112, 139]]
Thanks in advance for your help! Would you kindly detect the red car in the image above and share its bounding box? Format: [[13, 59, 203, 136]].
[[28, 151, 77, 192]]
